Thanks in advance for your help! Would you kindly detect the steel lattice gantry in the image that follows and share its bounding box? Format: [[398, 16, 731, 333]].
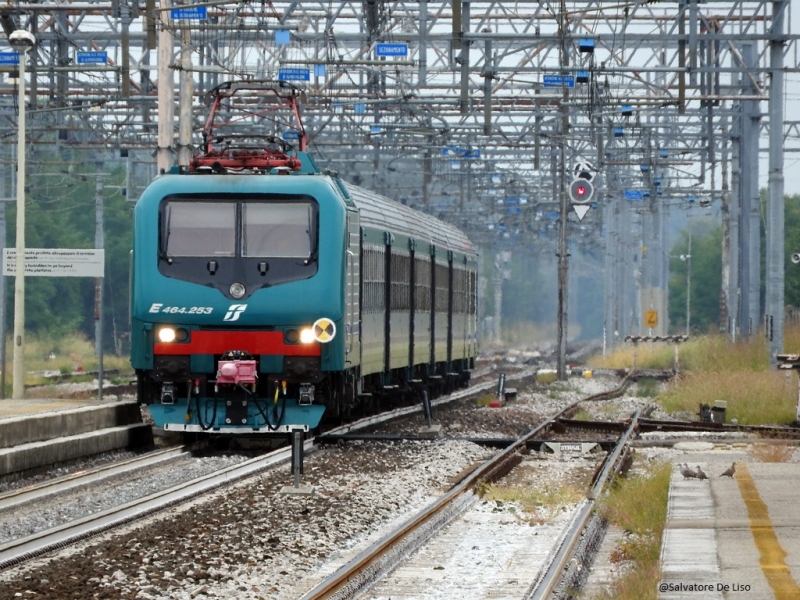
[[0, 1, 797, 358]]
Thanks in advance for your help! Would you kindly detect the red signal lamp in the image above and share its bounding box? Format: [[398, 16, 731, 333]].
[[568, 178, 594, 203]]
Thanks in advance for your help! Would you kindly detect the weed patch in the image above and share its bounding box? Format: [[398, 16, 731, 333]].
[[633, 378, 659, 398], [591, 460, 672, 600], [536, 370, 558, 384], [0, 332, 132, 391], [475, 394, 495, 407], [590, 331, 800, 425], [750, 443, 796, 463], [478, 482, 584, 523]]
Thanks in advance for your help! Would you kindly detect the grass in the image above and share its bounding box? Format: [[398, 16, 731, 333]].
[[658, 370, 796, 424], [536, 369, 558, 384], [476, 394, 495, 406], [0, 332, 131, 391], [590, 342, 678, 371], [478, 481, 585, 524], [632, 378, 660, 398], [590, 332, 778, 373], [590, 460, 672, 600], [570, 408, 594, 421], [750, 443, 796, 463], [590, 330, 800, 425]]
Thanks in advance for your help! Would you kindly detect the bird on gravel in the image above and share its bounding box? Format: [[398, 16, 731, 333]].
[[695, 465, 709, 480], [679, 463, 697, 479], [720, 462, 736, 478]]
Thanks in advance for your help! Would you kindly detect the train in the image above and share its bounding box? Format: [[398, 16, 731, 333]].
[[129, 81, 478, 435]]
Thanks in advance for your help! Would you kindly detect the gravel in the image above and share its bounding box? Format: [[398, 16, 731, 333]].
[[0, 453, 252, 544], [0, 372, 680, 599], [0, 439, 494, 599]]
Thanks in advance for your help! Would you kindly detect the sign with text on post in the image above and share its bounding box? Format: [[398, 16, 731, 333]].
[[3, 249, 104, 277]]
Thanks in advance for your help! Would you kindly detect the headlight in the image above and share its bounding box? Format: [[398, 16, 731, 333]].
[[299, 328, 315, 344], [157, 327, 188, 343], [158, 327, 176, 343]]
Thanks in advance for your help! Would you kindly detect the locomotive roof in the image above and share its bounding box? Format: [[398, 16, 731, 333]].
[[343, 182, 476, 256]]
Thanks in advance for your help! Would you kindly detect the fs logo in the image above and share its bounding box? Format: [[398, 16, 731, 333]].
[[223, 304, 247, 322]]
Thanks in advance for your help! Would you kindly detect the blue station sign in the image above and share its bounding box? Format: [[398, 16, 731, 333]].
[[170, 6, 208, 19], [0, 52, 19, 65], [278, 68, 310, 81], [543, 74, 575, 88], [281, 130, 301, 141], [77, 51, 108, 65], [375, 43, 408, 57], [442, 146, 481, 159], [624, 190, 644, 201]]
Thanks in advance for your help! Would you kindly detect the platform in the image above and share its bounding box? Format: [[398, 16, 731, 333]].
[[0, 396, 153, 478], [660, 456, 800, 600]]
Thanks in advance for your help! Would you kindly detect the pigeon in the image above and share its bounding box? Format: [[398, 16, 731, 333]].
[[695, 465, 708, 480], [680, 463, 697, 479], [720, 462, 736, 478]]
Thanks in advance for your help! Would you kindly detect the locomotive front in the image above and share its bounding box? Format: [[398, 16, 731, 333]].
[[130, 173, 347, 434]]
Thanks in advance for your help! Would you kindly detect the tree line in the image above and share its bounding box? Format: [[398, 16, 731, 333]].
[[4, 152, 132, 354]]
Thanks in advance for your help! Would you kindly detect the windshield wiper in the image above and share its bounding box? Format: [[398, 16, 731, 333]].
[[301, 247, 317, 265]]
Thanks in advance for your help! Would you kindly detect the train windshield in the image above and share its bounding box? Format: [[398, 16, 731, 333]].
[[163, 202, 236, 257], [161, 199, 316, 260], [242, 202, 313, 258]]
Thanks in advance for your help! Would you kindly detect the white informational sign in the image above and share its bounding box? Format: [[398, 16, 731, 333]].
[[573, 205, 591, 221], [3, 248, 105, 277]]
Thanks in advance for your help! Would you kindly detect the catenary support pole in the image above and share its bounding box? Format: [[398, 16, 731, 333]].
[[766, 0, 787, 367]]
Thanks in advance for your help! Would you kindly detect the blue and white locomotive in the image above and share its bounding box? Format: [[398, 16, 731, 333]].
[[130, 81, 478, 434]]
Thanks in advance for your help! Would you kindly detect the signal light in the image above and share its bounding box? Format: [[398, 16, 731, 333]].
[[568, 179, 594, 203]]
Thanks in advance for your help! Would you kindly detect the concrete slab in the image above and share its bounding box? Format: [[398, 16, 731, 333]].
[[419, 424, 443, 438], [0, 423, 153, 477], [654, 454, 800, 600], [0, 395, 155, 479], [0, 400, 142, 449], [660, 464, 723, 600], [714, 463, 800, 599], [280, 485, 315, 496], [673, 441, 716, 451]]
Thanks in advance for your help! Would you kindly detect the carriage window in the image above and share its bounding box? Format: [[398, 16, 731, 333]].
[[242, 202, 313, 258], [163, 202, 236, 257]]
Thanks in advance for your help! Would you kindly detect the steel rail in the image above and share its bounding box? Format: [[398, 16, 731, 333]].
[[0, 446, 191, 513], [300, 377, 632, 600], [637, 418, 800, 437], [526, 409, 642, 600], [0, 440, 311, 571]]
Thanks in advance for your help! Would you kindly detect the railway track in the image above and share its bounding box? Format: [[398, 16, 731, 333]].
[[0, 440, 305, 570], [2, 366, 786, 598], [0, 367, 537, 572], [0, 446, 191, 513], [299, 379, 637, 599]]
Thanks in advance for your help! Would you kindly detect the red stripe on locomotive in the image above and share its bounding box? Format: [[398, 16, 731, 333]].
[[154, 331, 321, 356]]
